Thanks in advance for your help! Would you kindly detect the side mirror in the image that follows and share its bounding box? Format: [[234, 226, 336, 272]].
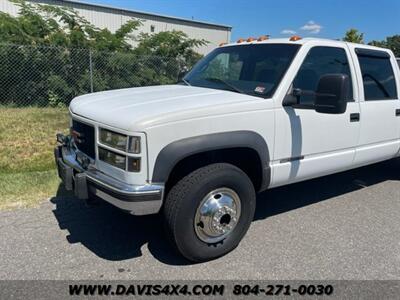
[[315, 74, 350, 114]]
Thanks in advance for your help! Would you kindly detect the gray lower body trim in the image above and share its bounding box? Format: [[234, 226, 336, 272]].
[[90, 187, 163, 216], [279, 156, 305, 164]]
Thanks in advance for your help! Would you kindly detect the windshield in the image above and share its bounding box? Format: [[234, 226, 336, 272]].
[[184, 44, 301, 98]]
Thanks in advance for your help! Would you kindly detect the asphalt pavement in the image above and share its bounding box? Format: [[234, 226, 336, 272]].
[[1, 159, 399, 280]]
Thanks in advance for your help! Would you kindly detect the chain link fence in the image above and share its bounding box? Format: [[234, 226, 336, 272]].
[[0, 43, 183, 107]]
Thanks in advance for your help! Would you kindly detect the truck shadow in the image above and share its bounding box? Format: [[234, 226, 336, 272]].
[[50, 189, 185, 265], [50, 158, 400, 266], [254, 158, 400, 220]]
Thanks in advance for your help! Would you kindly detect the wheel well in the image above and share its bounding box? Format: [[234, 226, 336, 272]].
[[165, 148, 263, 194]]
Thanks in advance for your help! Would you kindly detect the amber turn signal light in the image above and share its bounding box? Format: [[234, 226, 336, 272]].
[[290, 35, 302, 41], [257, 35, 269, 41]]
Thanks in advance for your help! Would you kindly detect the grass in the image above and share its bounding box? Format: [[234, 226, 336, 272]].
[[0, 107, 69, 210]]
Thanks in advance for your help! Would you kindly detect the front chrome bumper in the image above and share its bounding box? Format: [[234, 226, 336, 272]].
[[54, 142, 164, 216]]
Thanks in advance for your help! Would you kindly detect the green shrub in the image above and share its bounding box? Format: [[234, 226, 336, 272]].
[[0, 1, 205, 107]]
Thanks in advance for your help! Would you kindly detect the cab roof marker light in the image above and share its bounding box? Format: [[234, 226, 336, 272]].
[[290, 35, 302, 41], [236, 38, 245, 43], [219, 42, 227, 47], [247, 37, 255, 42], [257, 35, 269, 41]]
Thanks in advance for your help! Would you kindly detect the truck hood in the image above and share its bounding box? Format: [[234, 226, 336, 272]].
[[69, 85, 257, 131]]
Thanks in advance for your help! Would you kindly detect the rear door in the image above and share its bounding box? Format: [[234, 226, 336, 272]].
[[348, 46, 400, 165]]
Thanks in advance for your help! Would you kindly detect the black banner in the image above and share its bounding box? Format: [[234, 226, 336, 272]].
[[1, 280, 400, 299]]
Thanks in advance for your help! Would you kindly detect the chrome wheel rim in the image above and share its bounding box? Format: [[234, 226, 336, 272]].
[[194, 188, 241, 243]]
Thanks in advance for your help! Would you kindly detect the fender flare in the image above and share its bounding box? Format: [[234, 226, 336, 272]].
[[151, 131, 271, 191]]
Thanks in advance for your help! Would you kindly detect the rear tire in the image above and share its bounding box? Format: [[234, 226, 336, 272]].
[[163, 163, 256, 262]]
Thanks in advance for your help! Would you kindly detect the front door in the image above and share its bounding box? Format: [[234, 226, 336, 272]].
[[271, 41, 360, 187]]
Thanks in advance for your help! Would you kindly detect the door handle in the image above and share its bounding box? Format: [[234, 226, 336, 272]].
[[350, 113, 360, 122], [396, 109, 400, 117]]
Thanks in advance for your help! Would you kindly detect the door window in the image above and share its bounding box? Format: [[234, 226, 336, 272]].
[[356, 49, 397, 100], [293, 46, 353, 104]]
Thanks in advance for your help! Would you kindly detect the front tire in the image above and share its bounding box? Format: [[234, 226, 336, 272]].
[[163, 163, 256, 262]]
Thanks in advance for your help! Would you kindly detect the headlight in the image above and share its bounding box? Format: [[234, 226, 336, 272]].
[[99, 128, 127, 151], [98, 147, 126, 170], [98, 147, 141, 172], [99, 128, 141, 154]]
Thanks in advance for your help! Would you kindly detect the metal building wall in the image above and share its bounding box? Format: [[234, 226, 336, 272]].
[[0, 0, 231, 55], [1, 0, 19, 15]]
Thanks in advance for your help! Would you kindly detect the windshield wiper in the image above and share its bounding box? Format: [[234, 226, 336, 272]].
[[179, 78, 191, 86], [203, 77, 246, 94]]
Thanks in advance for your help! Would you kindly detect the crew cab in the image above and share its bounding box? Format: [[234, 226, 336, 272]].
[[55, 37, 400, 262]]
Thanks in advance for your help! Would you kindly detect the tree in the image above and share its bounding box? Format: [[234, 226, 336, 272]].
[[134, 31, 207, 67], [0, 0, 141, 51], [343, 29, 364, 44], [369, 35, 400, 57], [0, 1, 207, 106]]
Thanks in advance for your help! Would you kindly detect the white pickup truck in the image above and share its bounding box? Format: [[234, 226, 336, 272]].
[[55, 37, 400, 262]]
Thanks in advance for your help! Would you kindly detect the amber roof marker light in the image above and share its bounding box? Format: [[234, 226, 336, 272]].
[[257, 35, 270, 41], [219, 42, 227, 47], [236, 38, 245, 43], [290, 35, 302, 41], [246, 37, 256, 42]]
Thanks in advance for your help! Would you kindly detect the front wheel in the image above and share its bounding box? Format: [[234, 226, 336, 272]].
[[163, 163, 256, 262]]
